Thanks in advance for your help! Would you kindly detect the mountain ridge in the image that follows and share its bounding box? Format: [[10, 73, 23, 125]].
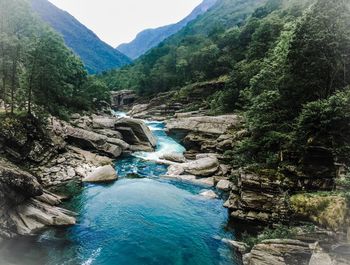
[[117, 0, 218, 59], [31, 0, 131, 73]]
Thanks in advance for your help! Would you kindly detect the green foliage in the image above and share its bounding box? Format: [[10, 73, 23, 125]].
[[242, 224, 299, 250], [294, 88, 350, 164], [0, 0, 110, 118], [97, 0, 268, 96], [281, 0, 350, 110]]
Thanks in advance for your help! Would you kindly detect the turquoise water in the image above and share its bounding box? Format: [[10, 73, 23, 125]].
[[0, 119, 237, 265]]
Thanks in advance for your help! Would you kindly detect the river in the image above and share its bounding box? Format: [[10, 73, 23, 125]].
[[0, 116, 239, 265]]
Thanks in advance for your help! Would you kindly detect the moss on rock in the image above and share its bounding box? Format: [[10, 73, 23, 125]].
[[290, 193, 349, 231]]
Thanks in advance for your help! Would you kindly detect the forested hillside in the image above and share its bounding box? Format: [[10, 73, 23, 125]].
[[99, 0, 267, 94], [117, 0, 218, 60], [31, 0, 131, 73], [0, 0, 109, 118], [100, 0, 350, 172]]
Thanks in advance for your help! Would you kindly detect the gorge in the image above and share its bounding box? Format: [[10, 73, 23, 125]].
[[1, 0, 350, 264]]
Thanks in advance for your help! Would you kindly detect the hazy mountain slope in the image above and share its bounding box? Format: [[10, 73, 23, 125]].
[[31, 0, 131, 73], [117, 0, 218, 59]]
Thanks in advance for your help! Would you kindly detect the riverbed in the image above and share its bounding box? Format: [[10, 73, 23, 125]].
[[0, 117, 238, 265]]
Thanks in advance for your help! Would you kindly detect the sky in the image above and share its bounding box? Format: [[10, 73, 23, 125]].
[[48, 0, 202, 47]]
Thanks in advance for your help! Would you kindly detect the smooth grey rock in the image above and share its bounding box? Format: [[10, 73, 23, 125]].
[[184, 156, 219, 177], [200, 190, 218, 199], [161, 153, 186, 163], [83, 165, 117, 183], [115, 118, 157, 147], [216, 180, 232, 191]]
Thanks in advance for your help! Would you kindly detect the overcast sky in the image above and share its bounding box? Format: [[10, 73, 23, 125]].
[[48, 0, 202, 47]]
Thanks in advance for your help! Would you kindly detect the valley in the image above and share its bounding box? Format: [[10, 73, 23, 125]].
[[0, 0, 350, 264]]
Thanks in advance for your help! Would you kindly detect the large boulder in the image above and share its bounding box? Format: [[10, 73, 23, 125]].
[[115, 118, 157, 149], [166, 115, 241, 135], [83, 165, 118, 183], [184, 156, 219, 177], [65, 126, 122, 158]]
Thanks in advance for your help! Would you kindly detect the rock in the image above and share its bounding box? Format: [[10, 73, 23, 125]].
[[160, 153, 186, 163], [222, 239, 249, 255], [200, 190, 218, 199], [225, 171, 294, 223], [216, 180, 232, 192], [166, 115, 241, 135], [83, 165, 118, 183], [309, 245, 332, 265], [67, 167, 76, 178], [92, 116, 117, 129], [96, 129, 122, 139], [66, 126, 107, 148], [162, 174, 214, 187], [65, 126, 122, 158], [57, 157, 66, 164], [0, 159, 76, 238], [115, 118, 157, 148], [106, 138, 130, 150], [184, 156, 219, 177], [167, 164, 185, 175], [128, 104, 149, 116], [166, 156, 219, 178], [245, 239, 312, 265]]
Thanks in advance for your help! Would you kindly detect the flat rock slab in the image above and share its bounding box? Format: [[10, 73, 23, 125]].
[[166, 115, 241, 135]]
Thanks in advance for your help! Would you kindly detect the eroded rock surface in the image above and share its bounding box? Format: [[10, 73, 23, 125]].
[[0, 159, 76, 238], [166, 115, 241, 135], [243, 239, 312, 265]]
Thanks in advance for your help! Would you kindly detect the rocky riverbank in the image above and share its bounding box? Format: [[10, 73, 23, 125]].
[[0, 112, 156, 237], [1, 101, 349, 264], [128, 101, 350, 265]]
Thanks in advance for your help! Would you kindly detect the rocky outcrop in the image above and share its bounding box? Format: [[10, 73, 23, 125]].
[[166, 115, 241, 135], [224, 169, 339, 224], [32, 146, 114, 186], [114, 117, 157, 150], [65, 125, 123, 158], [0, 159, 76, 238], [243, 239, 312, 265], [83, 165, 118, 183], [224, 171, 292, 223]]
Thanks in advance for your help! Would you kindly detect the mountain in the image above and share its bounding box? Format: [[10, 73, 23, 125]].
[[117, 0, 218, 60], [30, 0, 131, 73], [101, 0, 268, 94]]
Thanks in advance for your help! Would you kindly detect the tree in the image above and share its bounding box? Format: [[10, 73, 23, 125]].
[[282, 0, 350, 109]]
